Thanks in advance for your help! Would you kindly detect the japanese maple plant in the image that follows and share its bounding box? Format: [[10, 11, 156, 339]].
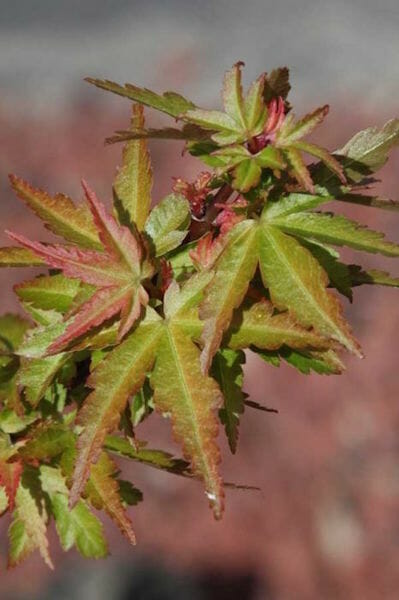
[[1, 63, 399, 567]]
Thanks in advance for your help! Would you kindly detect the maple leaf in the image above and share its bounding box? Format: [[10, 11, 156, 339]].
[[198, 214, 363, 372], [183, 62, 267, 146], [7, 180, 153, 353], [70, 274, 225, 519]]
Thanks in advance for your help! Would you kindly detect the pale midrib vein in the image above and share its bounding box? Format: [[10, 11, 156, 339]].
[[275, 219, 399, 256], [263, 227, 346, 344], [214, 226, 257, 326], [165, 325, 214, 489]]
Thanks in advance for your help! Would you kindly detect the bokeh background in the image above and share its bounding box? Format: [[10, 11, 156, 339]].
[[1, 1, 399, 598]]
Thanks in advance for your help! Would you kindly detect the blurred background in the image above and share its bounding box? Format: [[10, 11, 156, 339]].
[[1, 1, 399, 598]]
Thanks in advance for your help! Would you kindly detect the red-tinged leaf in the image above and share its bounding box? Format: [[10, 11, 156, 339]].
[[200, 220, 258, 372], [222, 62, 246, 127], [8, 469, 53, 569], [86, 452, 136, 545], [284, 147, 315, 193], [70, 316, 163, 506], [0, 459, 23, 512], [151, 323, 224, 519], [292, 141, 347, 184], [243, 73, 267, 131], [47, 286, 131, 354], [189, 232, 226, 270], [6, 232, 121, 287], [113, 103, 153, 231], [9, 175, 101, 250], [118, 285, 149, 340], [277, 105, 329, 145], [8, 182, 152, 349], [82, 179, 142, 267]]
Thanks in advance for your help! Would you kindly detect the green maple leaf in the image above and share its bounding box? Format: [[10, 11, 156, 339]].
[[69, 273, 225, 519], [183, 62, 267, 146], [40, 465, 107, 559], [198, 218, 361, 373], [211, 348, 246, 454]]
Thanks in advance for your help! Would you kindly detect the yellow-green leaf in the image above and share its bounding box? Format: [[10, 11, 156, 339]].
[[151, 323, 224, 518], [200, 220, 258, 372], [113, 104, 153, 231], [257, 224, 362, 356], [273, 211, 399, 257], [70, 314, 163, 505], [8, 469, 53, 569], [9, 175, 101, 250]]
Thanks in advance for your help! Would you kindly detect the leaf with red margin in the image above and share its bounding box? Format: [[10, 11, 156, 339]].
[[0, 458, 23, 512], [69, 311, 163, 506], [7, 181, 153, 353], [113, 103, 153, 231], [71, 276, 224, 519], [9, 175, 101, 250], [86, 452, 136, 545], [8, 468, 53, 569]]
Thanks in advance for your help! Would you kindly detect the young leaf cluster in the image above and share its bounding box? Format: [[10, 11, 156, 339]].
[[0, 63, 398, 568]]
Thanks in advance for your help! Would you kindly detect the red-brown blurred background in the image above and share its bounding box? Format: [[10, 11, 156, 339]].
[[1, 1, 399, 598]]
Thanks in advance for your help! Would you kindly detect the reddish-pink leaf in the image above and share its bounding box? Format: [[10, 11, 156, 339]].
[[47, 287, 131, 354], [6, 232, 120, 287], [81, 180, 142, 267]]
